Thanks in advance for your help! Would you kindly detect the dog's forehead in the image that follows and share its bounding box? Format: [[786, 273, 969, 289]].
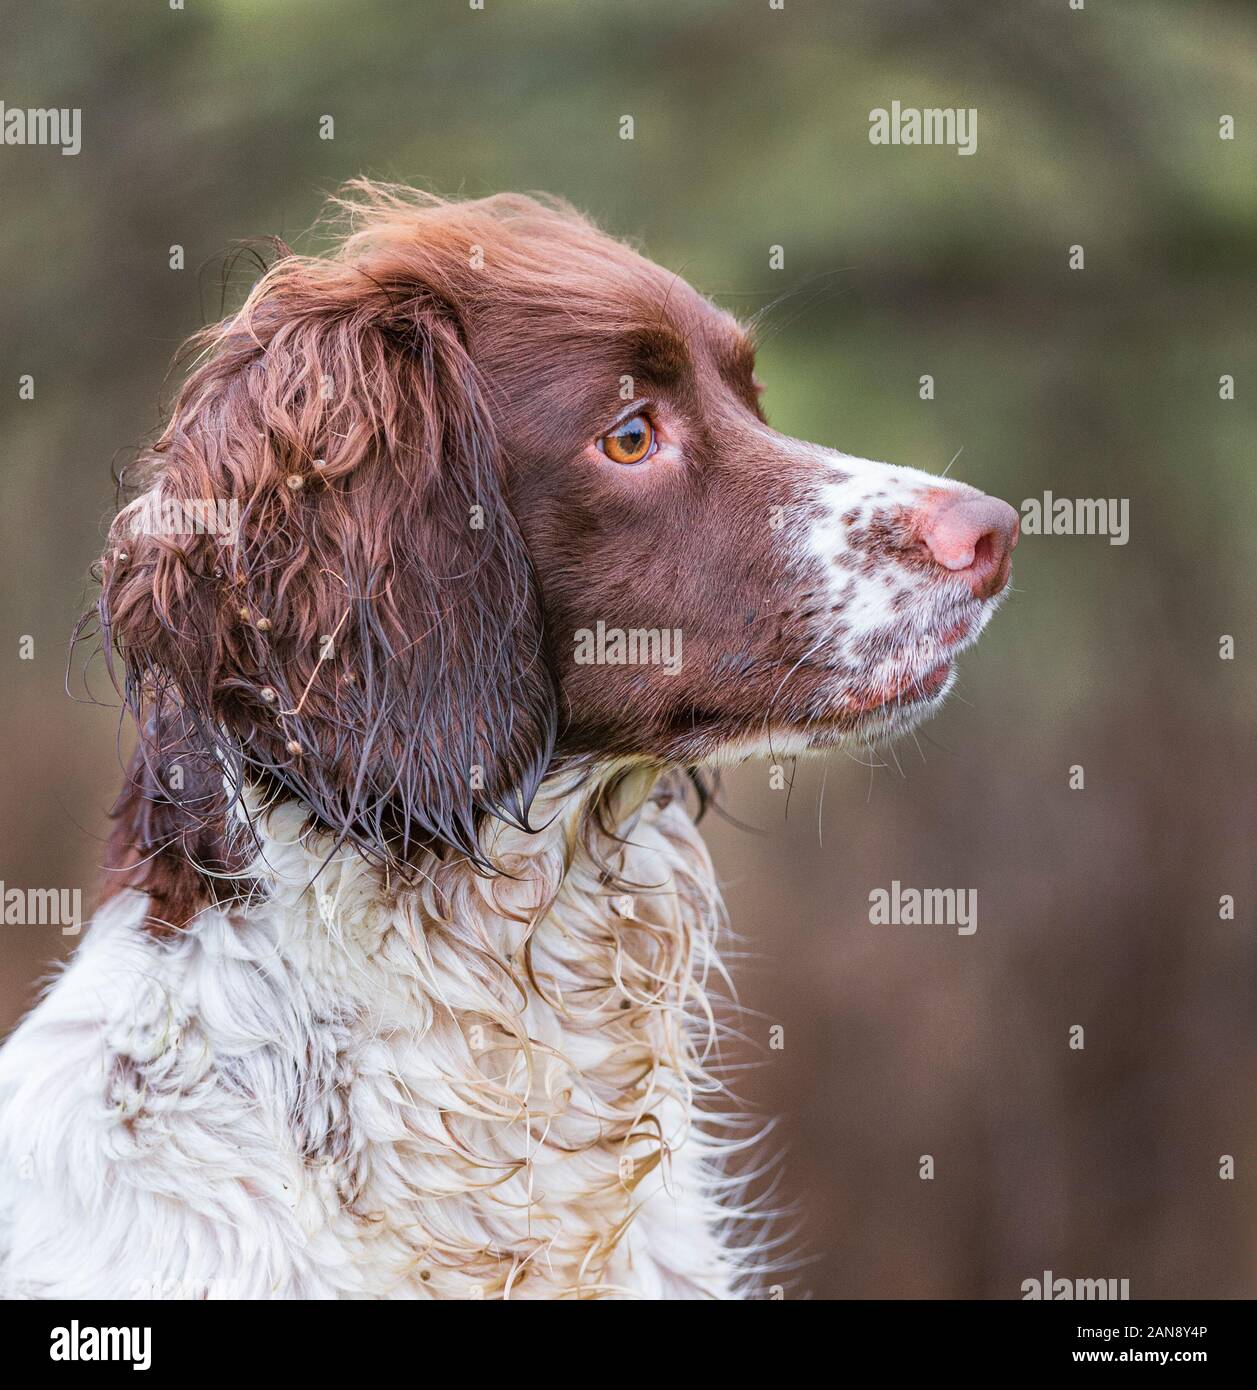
[[518, 225, 747, 362], [474, 230, 753, 408], [613, 296, 754, 398], [622, 262, 748, 363]]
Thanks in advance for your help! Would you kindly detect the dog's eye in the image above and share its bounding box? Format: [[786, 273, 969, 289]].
[[598, 414, 656, 465]]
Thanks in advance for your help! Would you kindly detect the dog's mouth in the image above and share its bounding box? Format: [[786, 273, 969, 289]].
[[761, 661, 951, 753], [834, 593, 1001, 725], [842, 655, 954, 715], [914, 656, 954, 696], [660, 598, 995, 760], [792, 608, 985, 745]]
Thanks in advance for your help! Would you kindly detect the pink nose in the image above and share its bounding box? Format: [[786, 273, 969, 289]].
[[920, 494, 1020, 599]]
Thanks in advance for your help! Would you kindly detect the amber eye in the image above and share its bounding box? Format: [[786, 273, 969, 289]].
[[598, 414, 655, 465]]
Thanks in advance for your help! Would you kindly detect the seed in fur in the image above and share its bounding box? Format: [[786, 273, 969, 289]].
[[286, 740, 303, 756], [238, 606, 250, 621], [255, 617, 272, 631], [313, 458, 327, 469], [115, 550, 129, 564], [286, 474, 305, 490], [260, 687, 278, 704]]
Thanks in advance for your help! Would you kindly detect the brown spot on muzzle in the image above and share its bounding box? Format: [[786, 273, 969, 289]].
[[845, 503, 935, 575]]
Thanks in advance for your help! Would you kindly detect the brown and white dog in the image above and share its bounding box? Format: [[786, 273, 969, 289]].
[[0, 183, 1017, 1299]]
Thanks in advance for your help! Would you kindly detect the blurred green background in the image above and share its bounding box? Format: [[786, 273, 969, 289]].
[[2, 0, 1255, 1297]]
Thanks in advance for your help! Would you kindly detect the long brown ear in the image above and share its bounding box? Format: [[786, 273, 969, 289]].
[[97, 248, 557, 891]]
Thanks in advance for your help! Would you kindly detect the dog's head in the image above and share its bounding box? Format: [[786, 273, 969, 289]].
[[99, 182, 1016, 897]]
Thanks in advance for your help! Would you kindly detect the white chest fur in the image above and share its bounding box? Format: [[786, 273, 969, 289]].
[[0, 773, 742, 1299]]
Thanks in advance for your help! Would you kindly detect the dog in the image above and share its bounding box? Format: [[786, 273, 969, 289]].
[[0, 182, 1017, 1299]]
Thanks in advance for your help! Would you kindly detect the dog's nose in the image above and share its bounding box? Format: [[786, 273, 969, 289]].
[[920, 493, 1019, 599]]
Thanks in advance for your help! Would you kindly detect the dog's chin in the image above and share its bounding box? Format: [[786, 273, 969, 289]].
[[795, 659, 957, 751], [798, 683, 950, 751], [692, 660, 957, 766]]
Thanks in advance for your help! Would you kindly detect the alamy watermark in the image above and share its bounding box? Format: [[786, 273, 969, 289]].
[[132, 494, 240, 538], [1022, 1270, 1130, 1300], [869, 880, 976, 936], [49, 1321, 150, 1370], [1, 882, 83, 936], [1, 102, 81, 156], [573, 621, 682, 677], [869, 102, 977, 157], [1020, 492, 1129, 545]]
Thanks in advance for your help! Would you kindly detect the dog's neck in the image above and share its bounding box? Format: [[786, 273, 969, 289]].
[[199, 764, 737, 1297]]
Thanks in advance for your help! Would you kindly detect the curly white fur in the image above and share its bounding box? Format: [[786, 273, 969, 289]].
[[0, 767, 751, 1299]]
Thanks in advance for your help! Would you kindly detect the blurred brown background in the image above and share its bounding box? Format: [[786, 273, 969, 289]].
[[1, 0, 1254, 1297]]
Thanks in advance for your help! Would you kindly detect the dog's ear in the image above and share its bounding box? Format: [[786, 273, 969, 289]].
[[99, 250, 557, 875]]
